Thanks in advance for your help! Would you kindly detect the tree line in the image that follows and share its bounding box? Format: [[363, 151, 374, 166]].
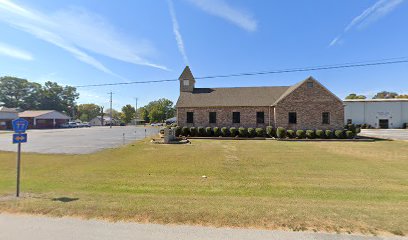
[[346, 91, 408, 99], [0, 76, 79, 113], [1, 76, 175, 124]]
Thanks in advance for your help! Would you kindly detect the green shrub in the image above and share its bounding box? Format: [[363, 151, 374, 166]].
[[173, 126, 182, 137], [276, 127, 286, 139], [315, 130, 325, 139], [221, 127, 229, 137], [247, 128, 255, 137], [346, 130, 355, 139], [306, 130, 315, 139], [213, 127, 220, 137], [335, 130, 344, 139], [238, 127, 247, 137], [189, 127, 197, 137], [296, 130, 305, 139], [205, 127, 212, 136], [255, 128, 264, 137], [181, 127, 189, 136], [266, 126, 275, 138], [197, 127, 205, 137], [325, 130, 332, 139], [287, 130, 295, 138], [229, 127, 238, 137]]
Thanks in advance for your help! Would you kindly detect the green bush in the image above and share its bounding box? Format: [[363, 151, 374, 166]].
[[173, 126, 182, 137], [229, 127, 238, 137], [346, 130, 355, 139], [296, 130, 305, 139], [306, 130, 315, 139], [287, 130, 295, 138], [255, 128, 264, 137], [189, 127, 197, 137], [213, 127, 220, 137], [335, 130, 344, 139], [266, 126, 275, 138], [221, 127, 229, 137], [205, 127, 212, 136], [181, 127, 189, 136], [315, 130, 325, 139], [325, 130, 332, 139], [197, 127, 205, 137], [247, 128, 255, 137], [276, 127, 286, 139], [238, 127, 247, 137]]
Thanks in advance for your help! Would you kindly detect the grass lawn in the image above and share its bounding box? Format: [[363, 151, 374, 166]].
[[0, 139, 407, 236]]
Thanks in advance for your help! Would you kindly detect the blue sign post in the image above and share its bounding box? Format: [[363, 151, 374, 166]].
[[12, 118, 29, 197]]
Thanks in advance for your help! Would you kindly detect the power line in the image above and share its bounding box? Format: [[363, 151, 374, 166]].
[[74, 57, 408, 88]]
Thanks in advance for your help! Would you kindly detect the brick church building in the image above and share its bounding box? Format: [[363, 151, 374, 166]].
[[176, 66, 344, 130]]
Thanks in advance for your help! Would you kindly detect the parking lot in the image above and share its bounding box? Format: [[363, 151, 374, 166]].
[[0, 126, 159, 154], [360, 129, 408, 141]]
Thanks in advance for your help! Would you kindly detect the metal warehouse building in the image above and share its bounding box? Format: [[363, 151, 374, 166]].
[[344, 99, 408, 129]]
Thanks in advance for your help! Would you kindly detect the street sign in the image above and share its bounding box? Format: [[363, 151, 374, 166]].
[[12, 118, 29, 133], [13, 133, 28, 144]]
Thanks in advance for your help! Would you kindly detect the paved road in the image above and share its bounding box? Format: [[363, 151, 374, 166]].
[[0, 126, 159, 154], [0, 213, 405, 240], [359, 129, 408, 141]]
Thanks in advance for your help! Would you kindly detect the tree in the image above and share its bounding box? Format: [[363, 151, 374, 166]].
[[39, 81, 79, 113], [345, 93, 366, 99], [372, 91, 398, 99], [142, 98, 175, 123], [0, 76, 42, 109], [77, 104, 101, 122], [121, 104, 136, 123], [138, 107, 149, 122], [396, 94, 408, 99]]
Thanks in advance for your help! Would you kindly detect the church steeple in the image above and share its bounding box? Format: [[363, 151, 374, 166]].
[[179, 66, 195, 92]]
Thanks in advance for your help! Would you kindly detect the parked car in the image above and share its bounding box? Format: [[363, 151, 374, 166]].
[[67, 122, 79, 128], [79, 122, 91, 127], [150, 123, 163, 126]]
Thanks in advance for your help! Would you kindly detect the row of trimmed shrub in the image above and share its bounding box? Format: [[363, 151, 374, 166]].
[[170, 126, 357, 139], [276, 128, 355, 139]]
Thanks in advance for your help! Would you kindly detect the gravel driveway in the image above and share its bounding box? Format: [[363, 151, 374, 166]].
[[0, 126, 159, 154], [0, 213, 406, 240]]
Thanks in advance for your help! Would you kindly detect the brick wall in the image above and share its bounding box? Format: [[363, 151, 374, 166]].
[[177, 106, 274, 128], [274, 80, 344, 130]]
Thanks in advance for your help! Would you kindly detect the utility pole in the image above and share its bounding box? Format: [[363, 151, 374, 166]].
[[109, 92, 113, 129], [135, 97, 138, 126]]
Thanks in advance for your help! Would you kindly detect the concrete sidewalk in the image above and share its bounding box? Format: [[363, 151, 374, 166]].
[[0, 213, 405, 240]]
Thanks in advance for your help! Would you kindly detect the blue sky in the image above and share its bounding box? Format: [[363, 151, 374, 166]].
[[0, 0, 407, 110]]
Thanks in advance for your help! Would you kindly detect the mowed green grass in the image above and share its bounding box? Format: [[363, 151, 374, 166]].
[[0, 140, 407, 235]]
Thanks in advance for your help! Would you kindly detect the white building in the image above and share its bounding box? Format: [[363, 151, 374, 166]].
[[89, 116, 119, 126], [344, 99, 408, 129]]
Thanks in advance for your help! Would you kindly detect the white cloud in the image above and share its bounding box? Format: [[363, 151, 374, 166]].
[[187, 0, 257, 32], [330, 0, 405, 46], [0, 41, 33, 61], [0, 0, 168, 74], [167, 0, 189, 65]]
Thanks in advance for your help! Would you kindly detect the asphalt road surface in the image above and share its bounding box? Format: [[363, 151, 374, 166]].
[[0, 213, 405, 240], [359, 129, 408, 141], [0, 126, 159, 154]]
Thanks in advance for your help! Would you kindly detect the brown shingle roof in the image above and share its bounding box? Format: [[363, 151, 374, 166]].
[[176, 86, 290, 107], [19, 110, 55, 118]]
